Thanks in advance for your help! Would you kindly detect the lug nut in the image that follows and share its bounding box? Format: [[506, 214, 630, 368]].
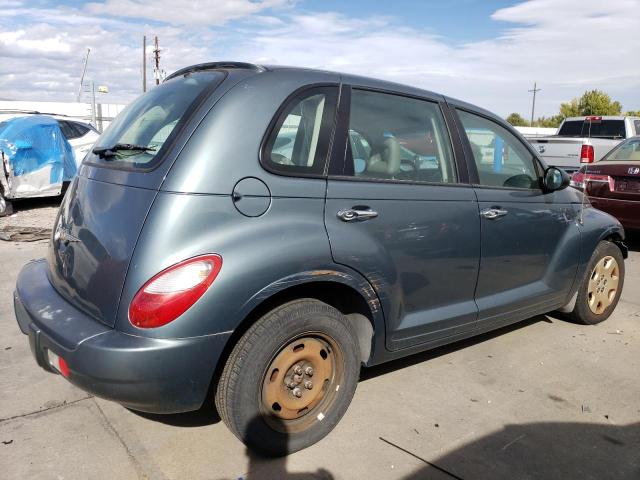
[[304, 380, 313, 390], [305, 366, 314, 376], [292, 387, 303, 398], [293, 374, 303, 383], [293, 365, 303, 375]]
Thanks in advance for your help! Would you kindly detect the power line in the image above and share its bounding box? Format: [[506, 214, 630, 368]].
[[142, 35, 147, 92], [528, 82, 541, 126], [77, 48, 90, 102], [153, 36, 161, 85]]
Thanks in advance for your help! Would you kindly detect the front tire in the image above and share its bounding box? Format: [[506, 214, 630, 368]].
[[215, 299, 360, 456], [568, 240, 625, 325]]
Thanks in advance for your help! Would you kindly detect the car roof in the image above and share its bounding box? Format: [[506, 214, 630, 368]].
[[0, 110, 94, 126], [564, 116, 640, 121], [167, 61, 505, 125]]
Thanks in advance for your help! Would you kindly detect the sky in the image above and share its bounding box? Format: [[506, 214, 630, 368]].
[[0, 0, 638, 118]]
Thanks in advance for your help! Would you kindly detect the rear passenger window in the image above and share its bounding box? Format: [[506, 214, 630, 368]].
[[457, 109, 540, 190], [58, 121, 77, 139], [72, 122, 90, 136], [345, 89, 456, 183], [263, 87, 338, 176]]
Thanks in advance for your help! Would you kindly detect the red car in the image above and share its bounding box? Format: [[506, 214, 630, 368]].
[[571, 136, 640, 230]]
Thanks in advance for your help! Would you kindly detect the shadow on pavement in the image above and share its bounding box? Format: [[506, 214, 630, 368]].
[[624, 231, 640, 252], [137, 315, 555, 429], [5, 195, 62, 213], [397, 421, 640, 480], [235, 416, 334, 480], [361, 315, 552, 382], [132, 403, 221, 427]]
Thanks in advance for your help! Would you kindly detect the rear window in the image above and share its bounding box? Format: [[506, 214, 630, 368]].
[[558, 120, 626, 139], [91, 71, 223, 169], [603, 138, 640, 161]]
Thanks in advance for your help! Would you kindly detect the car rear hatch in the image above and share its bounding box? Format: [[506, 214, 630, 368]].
[[46, 69, 236, 327]]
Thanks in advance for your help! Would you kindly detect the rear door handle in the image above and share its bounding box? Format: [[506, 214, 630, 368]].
[[480, 207, 508, 219], [337, 208, 379, 222]]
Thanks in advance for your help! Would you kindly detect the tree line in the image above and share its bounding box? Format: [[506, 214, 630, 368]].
[[506, 90, 640, 128]]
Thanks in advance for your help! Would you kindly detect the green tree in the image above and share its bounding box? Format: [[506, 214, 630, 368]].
[[559, 98, 581, 118], [560, 90, 622, 117], [506, 112, 529, 126], [625, 110, 640, 117], [535, 115, 564, 128]]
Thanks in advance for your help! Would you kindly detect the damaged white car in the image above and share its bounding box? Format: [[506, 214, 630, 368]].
[[0, 115, 89, 216]]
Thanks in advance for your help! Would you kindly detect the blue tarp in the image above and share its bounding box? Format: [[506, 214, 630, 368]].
[[0, 115, 76, 185]]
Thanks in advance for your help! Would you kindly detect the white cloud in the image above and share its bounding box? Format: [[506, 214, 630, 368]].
[[0, 0, 638, 117], [84, 0, 294, 26], [0, 29, 71, 54]]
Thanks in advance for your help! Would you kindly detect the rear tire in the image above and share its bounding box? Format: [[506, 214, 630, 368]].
[[215, 299, 360, 456], [568, 240, 624, 325]]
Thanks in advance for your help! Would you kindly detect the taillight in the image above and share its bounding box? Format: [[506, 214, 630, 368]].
[[580, 144, 594, 163], [570, 172, 585, 189], [47, 349, 70, 378], [129, 254, 222, 328]]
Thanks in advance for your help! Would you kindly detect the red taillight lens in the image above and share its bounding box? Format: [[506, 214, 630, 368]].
[[570, 172, 585, 189], [129, 254, 222, 328], [47, 349, 70, 378], [58, 357, 70, 378], [580, 144, 595, 163]]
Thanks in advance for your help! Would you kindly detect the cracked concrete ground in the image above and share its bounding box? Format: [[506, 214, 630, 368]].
[[1, 199, 639, 479]]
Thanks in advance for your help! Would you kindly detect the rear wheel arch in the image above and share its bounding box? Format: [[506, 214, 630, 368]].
[[236, 280, 379, 361], [207, 278, 382, 410]]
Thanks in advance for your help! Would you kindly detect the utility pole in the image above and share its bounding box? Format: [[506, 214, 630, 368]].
[[142, 35, 147, 92], [153, 36, 161, 85], [77, 48, 90, 102], [528, 82, 541, 127]]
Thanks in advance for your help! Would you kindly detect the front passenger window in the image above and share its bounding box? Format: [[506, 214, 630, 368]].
[[457, 110, 539, 189]]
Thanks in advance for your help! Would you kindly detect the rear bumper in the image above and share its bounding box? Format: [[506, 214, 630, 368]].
[[14, 259, 231, 414], [589, 196, 640, 230]]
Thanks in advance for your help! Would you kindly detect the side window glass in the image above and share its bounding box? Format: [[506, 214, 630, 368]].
[[263, 88, 338, 176], [58, 121, 76, 139], [346, 89, 457, 183], [634, 120, 640, 136], [72, 122, 89, 137], [457, 110, 539, 189]]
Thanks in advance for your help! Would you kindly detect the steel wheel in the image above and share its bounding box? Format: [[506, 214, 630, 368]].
[[587, 255, 620, 315], [261, 333, 344, 434]]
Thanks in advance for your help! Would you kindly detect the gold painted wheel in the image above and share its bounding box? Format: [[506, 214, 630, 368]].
[[261, 334, 344, 434], [587, 255, 620, 315]]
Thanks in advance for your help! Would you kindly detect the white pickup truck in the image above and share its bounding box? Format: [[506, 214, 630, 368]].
[[528, 116, 640, 173]]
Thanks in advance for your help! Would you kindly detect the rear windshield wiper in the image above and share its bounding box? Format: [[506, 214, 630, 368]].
[[92, 143, 156, 159]]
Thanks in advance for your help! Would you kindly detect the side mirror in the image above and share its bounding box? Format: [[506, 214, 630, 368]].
[[543, 167, 571, 192], [543, 166, 570, 192], [14, 139, 32, 150]]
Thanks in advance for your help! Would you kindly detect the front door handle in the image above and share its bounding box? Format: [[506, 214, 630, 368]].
[[337, 208, 379, 222], [480, 207, 508, 219]]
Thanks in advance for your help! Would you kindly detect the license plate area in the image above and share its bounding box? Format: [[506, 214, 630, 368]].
[[615, 178, 640, 192]]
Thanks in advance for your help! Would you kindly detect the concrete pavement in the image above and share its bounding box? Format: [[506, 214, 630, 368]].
[[1, 204, 638, 479]]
